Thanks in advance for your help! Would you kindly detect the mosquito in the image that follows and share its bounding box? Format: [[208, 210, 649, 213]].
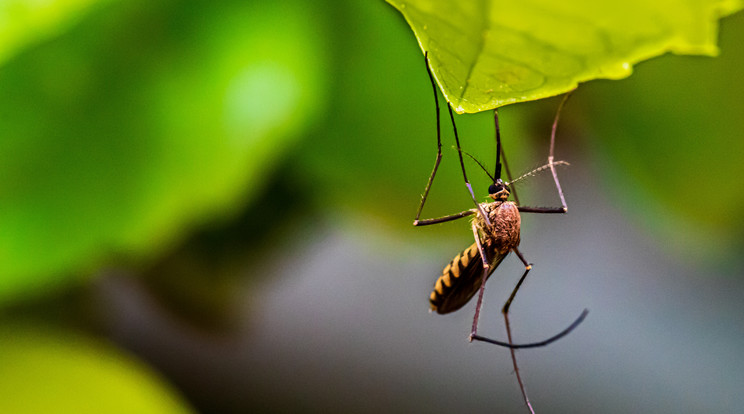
[[414, 52, 588, 414]]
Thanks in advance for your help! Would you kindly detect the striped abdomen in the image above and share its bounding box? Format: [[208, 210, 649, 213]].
[[429, 242, 507, 314]]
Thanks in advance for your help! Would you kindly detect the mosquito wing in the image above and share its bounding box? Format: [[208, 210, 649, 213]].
[[429, 242, 507, 314]]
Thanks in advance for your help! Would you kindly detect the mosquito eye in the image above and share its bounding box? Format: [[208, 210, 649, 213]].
[[488, 184, 499, 194]]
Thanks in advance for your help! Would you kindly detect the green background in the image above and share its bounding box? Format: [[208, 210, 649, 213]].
[[0, 1, 742, 412]]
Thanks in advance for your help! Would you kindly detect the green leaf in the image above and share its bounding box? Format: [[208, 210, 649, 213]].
[[387, 0, 743, 113], [0, 1, 327, 303], [0, 325, 194, 414]]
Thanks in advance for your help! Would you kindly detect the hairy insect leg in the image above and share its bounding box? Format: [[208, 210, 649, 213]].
[[546, 91, 573, 212], [466, 242, 537, 413], [517, 92, 574, 215], [469, 222, 491, 338], [412, 52, 491, 227], [503, 247, 535, 414], [503, 247, 531, 315], [502, 247, 590, 412], [449, 104, 491, 226], [467, 222, 588, 350], [470, 245, 589, 412], [413, 52, 444, 226], [414, 209, 476, 226]]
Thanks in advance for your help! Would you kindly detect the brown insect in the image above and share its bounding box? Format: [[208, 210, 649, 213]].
[[414, 52, 588, 414], [429, 183, 519, 314]]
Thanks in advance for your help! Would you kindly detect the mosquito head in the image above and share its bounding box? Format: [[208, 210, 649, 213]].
[[488, 179, 510, 201]]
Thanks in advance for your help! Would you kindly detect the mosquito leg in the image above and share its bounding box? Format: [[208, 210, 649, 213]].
[[413, 51, 489, 227], [414, 209, 476, 226], [471, 311, 588, 348], [468, 245, 588, 348], [503, 247, 531, 314], [465, 243, 539, 412], [448, 105, 491, 227], [516, 92, 575, 215], [503, 247, 535, 414], [413, 52, 444, 226], [505, 308, 536, 414], [518, 206, 566, 214], [468, 229, 589, 349], [547, 92, 574, 212], [469, 223, 490, 340]]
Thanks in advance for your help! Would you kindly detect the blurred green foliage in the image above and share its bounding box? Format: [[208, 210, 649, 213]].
[[0, 324, 192, 414], [0, 0, 112, 65], [0, 0, 326, 302]]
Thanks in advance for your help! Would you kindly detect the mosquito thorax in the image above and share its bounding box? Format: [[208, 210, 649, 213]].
[[488, 180, 510, 201]]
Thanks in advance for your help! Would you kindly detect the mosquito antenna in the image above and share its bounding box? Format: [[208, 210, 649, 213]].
[[507, 160, 570, 186], [461, 150, 495, 182]]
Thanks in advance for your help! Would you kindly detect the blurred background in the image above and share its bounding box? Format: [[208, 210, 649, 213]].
[[1, 1, 743, 413]]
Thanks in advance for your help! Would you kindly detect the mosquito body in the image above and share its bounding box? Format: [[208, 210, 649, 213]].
[[430, 181, 519, 314], [415, 52, 587, 414]]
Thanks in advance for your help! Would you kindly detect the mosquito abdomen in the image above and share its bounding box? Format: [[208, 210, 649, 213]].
[[430, 243, 503, 314]]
